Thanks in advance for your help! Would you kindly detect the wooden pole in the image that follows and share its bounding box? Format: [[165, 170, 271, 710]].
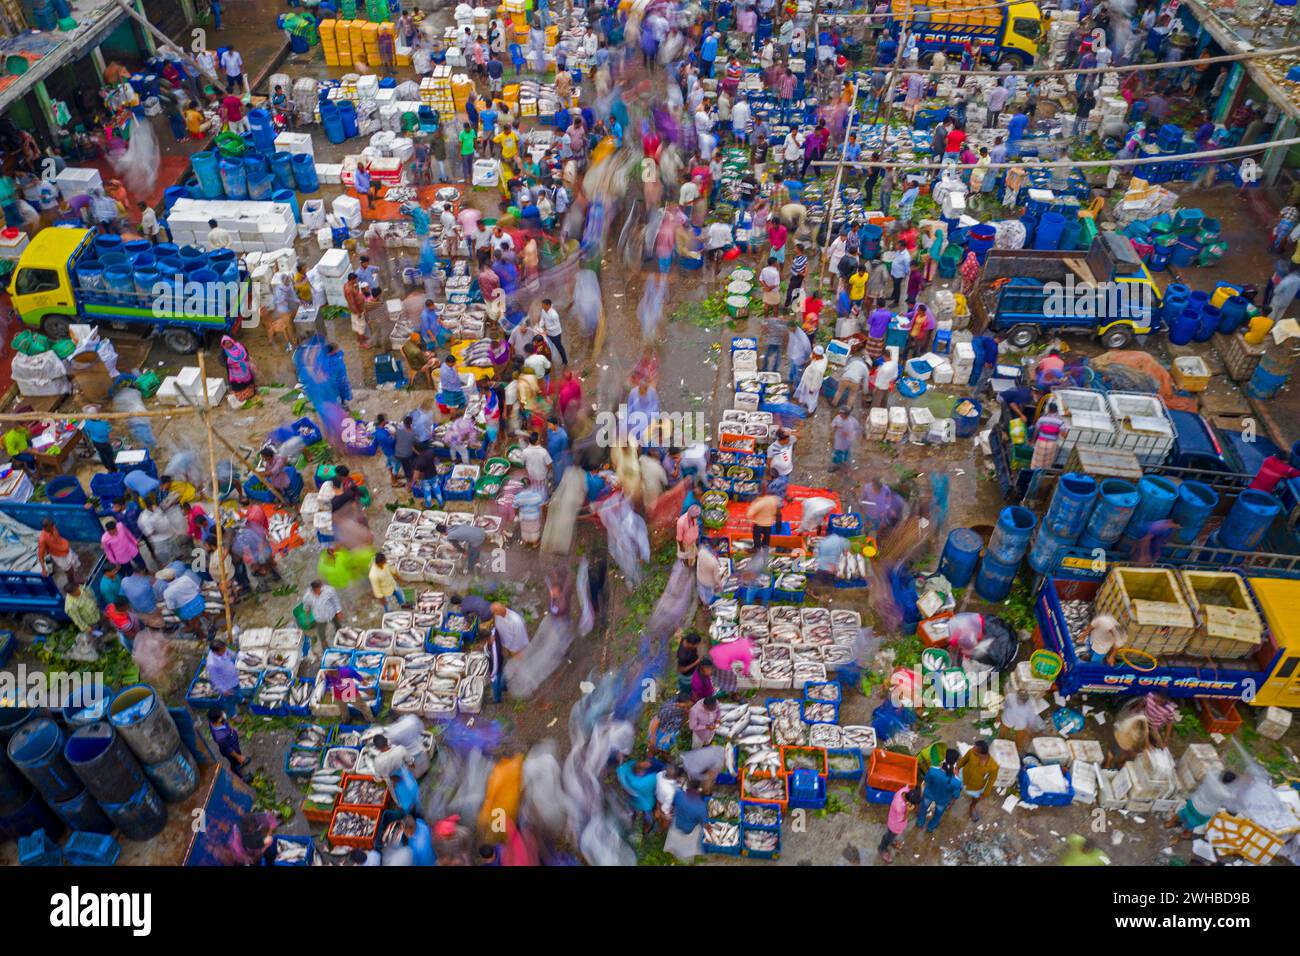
[[0, 408, 201, 423], [204, 421, 294, 510], [815, 78, 860, 295], [197, 351, 234, 638]]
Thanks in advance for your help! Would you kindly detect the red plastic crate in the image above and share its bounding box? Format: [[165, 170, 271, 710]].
[[867, 749, 918, 791]]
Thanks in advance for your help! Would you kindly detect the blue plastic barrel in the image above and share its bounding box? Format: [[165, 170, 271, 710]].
[[153, 241, 178, 259], [103, 264, 135, 301], [130, 252, 157, 272], [93, 234, 123, 257], [162, 185, 190, 210], [1195, 305, 1220, 342], [124, 239, 150, 258], [272, 188, 300, 221], [207, 248, 235, 272], [974, 554, 1018, 602], [321, 101, 345, 144], [44, 475, 86, 505], [1187, 289, 1209, 313], [1122, 475, 1178, 540], [967, 224, 996, 263], [133, 266, 161, 296], [1218, 490, 1282, 552], [247, 166, 272, 200], [1170, 481, 1218, 544], [938, 528, 982, 587], [291, 153, 319, 192], [7, 719, 82, 804], [218, 158, 248, 199], [51, 789, 114, 834], [247, 108, 277, 151], [75, 261, 104, 291], [190, 267, 219, 310], [953, 398, 982, 437], [1247, 365, 1289, 400], [270, 151, 295, 191], [191, 150, 224, 198], [1219, 296, 1249, 334], [0, 791, 64, 844], [986, 506, 1036, 565], [1077, 479, 1140, 550], [1028, 525, 1076, 574], [1045, 472, 1098, 539], [338, 100, 358, 138], [99, 780, 166, 841], [1033, 212, 1066, 250], [177, 245, 206, 270], [1169, 308, 1199, 346], [143, 747, 198, 802], [1160, 293, 1188, 324], [64, 721, 147, 804], [99, 249, 127, 268]]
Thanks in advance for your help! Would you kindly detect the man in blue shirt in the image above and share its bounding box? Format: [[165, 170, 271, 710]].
[[479, 103, 499, 155], [419, 299, 448, 348], [388, 767, 421, 818], [121, 566, 165, 628], [373, 414, 400, 482], [844, 133, 861, 163], [700, 29, 719, 77], [98, 563, 123, 607], [355, 255, 380, 289], [82, 410, 116, 471], [401, 814, 436, 866]]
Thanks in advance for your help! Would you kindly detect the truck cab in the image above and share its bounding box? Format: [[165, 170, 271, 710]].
[[891, 0, 1042, 66], [10, 226, 248, 354]]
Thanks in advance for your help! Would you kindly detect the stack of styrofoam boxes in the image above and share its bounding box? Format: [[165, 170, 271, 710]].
[[1030, 737, 1071, 767], [1008, 661, 1054, 698], [332, 195, 364, 233], [1094, 94, 1130, 136], [1072, 760, 1099, 805], [989, 738, 1021, 789], [1067, 739, 1105, 768], [886, 407, 908, 443], [952, 340, 975, 383], [54, 166, 103, 201], [1096, 765, 1131, 809], [1176, 743, 1224, 792], [428, 65, 455, 115], [1255, 706, 1292, 741], [275, 131, 314, 160], [158, 366, 227, 407], [907, 407, 934, 445], [446, 275, 473, 305], [1124, 747, 1179, 813], [867, 407, 889, 440], [166, 198, 295, 253], [1045, 9, 1077, 67], [317, 248, 352, 308]]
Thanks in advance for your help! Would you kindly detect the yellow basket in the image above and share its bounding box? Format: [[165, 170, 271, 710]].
[[1028, 649, 1063, 680]]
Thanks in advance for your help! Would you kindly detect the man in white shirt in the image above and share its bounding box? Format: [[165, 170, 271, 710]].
[[766, 430, 796, 493], [889, 242, 911, 307], [679, 178, 699, 207], [782, 130, 804, 177], [538, 298, 567, 365], [524, 348, 551, 380], [491, 602, 530, 654], [833, 356, 870, 407], [873, 356, 899, 404], [219, 47, 244, 93], [206, 218, 233, 249], [139, 202, 161, 243], [371, 735, 412, 779], [731, 96, 751, 144], [302, 579, 344, 652], [439, 203, 457, 236], [520, 434, 552, 491]]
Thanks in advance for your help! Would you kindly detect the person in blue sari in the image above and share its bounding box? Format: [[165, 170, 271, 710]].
[[625, 381, 658, 443]]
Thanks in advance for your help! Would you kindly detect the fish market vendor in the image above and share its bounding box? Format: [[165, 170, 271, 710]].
[[157, 566, 209, 639]]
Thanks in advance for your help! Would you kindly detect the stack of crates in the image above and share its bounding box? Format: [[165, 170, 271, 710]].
[[1046, 388, 1116, 467], [319, 19, 341, 66], [361, 21, 381, 64], [1178, 570, 1263, 660], [989, 738, 1020, 788], [1095, 566, 1197, 658], [332, 18, 353, 66], [426, 65, 455, 115], [1123, 747, 1179, 812], [1104, 391, 1176, 467]]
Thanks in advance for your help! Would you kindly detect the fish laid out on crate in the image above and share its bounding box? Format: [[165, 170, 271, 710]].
[[307, 769, 344, 804], [273, 838, 310, 864], [708, 796, 742, 822], [330, 810, 378, 839], [342, 777, 388, 807], [703, 821, 741, 849], [295, 724, 330, 750], [744, 830, 780, 854]]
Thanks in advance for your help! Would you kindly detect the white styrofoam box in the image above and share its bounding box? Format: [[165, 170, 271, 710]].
[[275, 131, 314, 158], [391, 138, 414, 163], [1067, 739, 1104, 767], [55, 166, 103, 198], [316, 227, 335, 249], [357, 75, 379, 99], [332, 194, 362, 222], [1030, 736, 1071, 766], [316, 163, 344, 185], [176, 376, 226, 407], [317, 248, 352, 278], [1175, 743, 1223, 790], [1096, 767, 1129, 809], [1071, 760, 1099, 805], [1256, 706, 1292, 740], [156, 376, 181, 405], [375, 88, 397, 104], [989, 738, 1020, 787], [175, 366, 202, 390]]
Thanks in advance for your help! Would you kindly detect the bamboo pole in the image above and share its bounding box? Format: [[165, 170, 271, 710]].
[[0, 408, 200, 423], [197, 351, 234, 639], [203, 421, 294, 510], [815, 78, 861, 294]]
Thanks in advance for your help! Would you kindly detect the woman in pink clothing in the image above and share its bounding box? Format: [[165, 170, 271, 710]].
[[101, 518, 146, 572], [878, 785, 919, 863]]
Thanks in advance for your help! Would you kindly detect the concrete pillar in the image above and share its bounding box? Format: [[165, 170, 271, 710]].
[[1263, 116, 1294, 187], [135, 0, 158, 56], [32, 79, 61, 141]]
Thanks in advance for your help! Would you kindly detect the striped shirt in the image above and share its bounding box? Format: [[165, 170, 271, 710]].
[[791, 254, 808, 277]]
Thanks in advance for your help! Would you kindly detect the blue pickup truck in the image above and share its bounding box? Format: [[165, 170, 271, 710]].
[[0, 500, 107, 635]]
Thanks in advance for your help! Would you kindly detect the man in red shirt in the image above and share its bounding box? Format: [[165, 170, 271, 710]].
[[944, 123, 966, 161], [222, 93, 249, 135], [1249, 453, 1300, 492]]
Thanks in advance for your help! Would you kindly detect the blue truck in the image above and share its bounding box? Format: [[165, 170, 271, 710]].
[[972, 233, 1163, 350], [0, 500, 107, 635]]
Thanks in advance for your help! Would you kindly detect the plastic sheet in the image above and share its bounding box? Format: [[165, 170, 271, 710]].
[[111, 119, 161, 199]]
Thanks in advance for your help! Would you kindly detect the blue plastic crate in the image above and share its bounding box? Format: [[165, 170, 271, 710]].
[[833, 577, 867, 589], [64, 831, 121, 866], [284, 745, 322, 778], [425, 631, 463, 654], [185, 662, 221, 709], [1017, 766, 1074, 806], [802, 681, 841, 704], [827, 512, 863, 538], [741, 824, 782, 860], [863, 783, 898, 804], [740, 800, 782, 830], [272, 834, 315, 866], [18, 829, 63, 866], [89, 471, 126, 502], [701, 819, 743, 856], [439, 475, 475, 502], [331, 724, 370, 748], [0, 630, 14, 669], [736, 586, 771, 604], [787, 768, 827, 810], [771, 588, 805, 603], [271, 416, 323, 447], [826, 748, 864, 781]]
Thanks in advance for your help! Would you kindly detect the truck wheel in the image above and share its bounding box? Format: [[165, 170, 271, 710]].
[[162, 328, 202, 354], [26, 613, 59, 636], [1100, 327, 1134, 349], [1007, 325, 1039, 348], [41, 315, 72, 340]]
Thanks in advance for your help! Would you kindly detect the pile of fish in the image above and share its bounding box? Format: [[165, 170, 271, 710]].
[[462, 338, 494, 367], [267, 511, 298, 546], [342, 777, 388, 807], [1060, 600, 1094, 642], [234, 627, 306, 685], [294, 724, 330, 750], [806, 682, 840, 703], [828, 514, 860, 532], [744, 776, 785, 801], [330, 810, 378, 841], [702, 822, 740, 849], [307, 768, 344, 805], [834, 550, 870, 583], [802, 701, 837, 723], [744, 830, 779, 853], [742, 804, 779, 828], [161, 579, 226, 626], [287, 749, 321, 773], [273, 838, 310, 864], [809, 723, 842, 748], [841, 725, 878, 753], [708, 796, 742, 822], [340, 418, 376, 451], [709, 600, 858, 688], [387, 650, 489, 719], [323, 747, 359, 771]]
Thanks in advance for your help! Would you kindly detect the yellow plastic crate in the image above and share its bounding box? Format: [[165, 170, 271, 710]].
[[1179, 570, 1262, 659], [1096, 566, 1196, 658], [349, 20, 367, 56], [1171, 356, 1210, 392]]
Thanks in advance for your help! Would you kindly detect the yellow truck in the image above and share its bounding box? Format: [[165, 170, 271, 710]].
[[8, 227, 250, 354], [889, 0, 1043, 67]]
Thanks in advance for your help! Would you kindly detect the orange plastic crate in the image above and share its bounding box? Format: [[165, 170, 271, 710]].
[[867, 749, 918, 791], [301, 799, 335, 826], [740, 769, 788, 807], [1197, 699, 1242, 736], [328, 805, 382, 849], [338, 773, 390, 810]]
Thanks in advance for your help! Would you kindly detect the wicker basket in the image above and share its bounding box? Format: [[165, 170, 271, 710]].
[[1095, 567, 1196, 657], [1217, 332, 1266, 383], [1178, 570, 1263, 659]]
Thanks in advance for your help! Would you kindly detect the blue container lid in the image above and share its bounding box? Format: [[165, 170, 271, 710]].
[[8, 718, 63, 763]]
